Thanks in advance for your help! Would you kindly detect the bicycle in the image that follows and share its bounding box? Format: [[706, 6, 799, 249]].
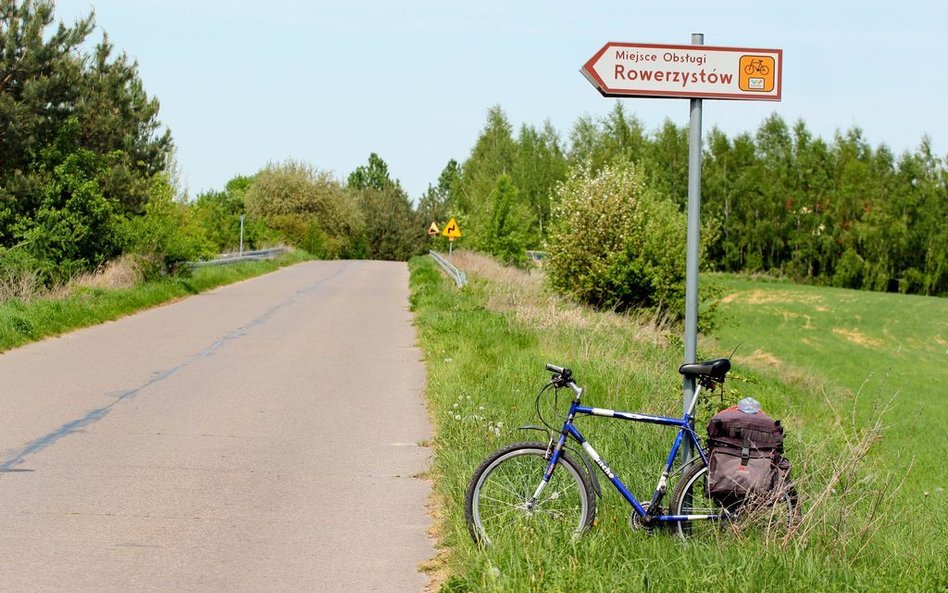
[[743, 58, 770, 75], [464, 359, 796, 544]]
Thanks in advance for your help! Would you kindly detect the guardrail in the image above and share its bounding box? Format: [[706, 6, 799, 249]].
[[526, 250, 547, 264], [429, 250, 467, 288], [187, 247, 288, 269]]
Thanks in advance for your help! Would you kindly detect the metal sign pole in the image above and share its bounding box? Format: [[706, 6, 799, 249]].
[[682, 33, 704, 462], [239, 215, 245, 256]]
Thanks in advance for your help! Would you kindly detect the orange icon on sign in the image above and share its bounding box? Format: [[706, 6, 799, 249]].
[[739, 55, 775, 93]]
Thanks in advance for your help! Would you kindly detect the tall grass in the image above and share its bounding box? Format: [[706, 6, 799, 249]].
[[411, 253, 946, 593]]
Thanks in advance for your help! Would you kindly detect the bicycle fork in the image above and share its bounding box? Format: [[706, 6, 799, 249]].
[[526, 428, 570, 510]]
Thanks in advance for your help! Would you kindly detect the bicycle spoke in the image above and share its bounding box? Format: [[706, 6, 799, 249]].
[[481, 494, 527, 506], [481, 504, 528, 525], [485, 479, 530, 501], [538, 483, 578, 505]]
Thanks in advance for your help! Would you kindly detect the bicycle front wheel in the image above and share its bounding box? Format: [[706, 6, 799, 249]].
[[465, 442, 596, 545]]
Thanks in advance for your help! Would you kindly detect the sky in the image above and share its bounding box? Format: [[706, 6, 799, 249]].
[[54, 0, 948, 201]]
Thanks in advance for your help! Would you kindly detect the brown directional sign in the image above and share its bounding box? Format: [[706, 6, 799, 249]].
[[581, 42, 782, 101]]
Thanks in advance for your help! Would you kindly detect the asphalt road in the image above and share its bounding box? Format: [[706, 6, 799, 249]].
[[0, 260, 433, 592]]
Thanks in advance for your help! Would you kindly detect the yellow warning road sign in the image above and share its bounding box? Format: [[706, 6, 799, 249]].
[[427, 222, 440, 236], [442, 217, 462, 240]]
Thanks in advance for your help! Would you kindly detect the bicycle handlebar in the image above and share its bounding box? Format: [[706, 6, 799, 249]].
[[545, 363, 582, 398]]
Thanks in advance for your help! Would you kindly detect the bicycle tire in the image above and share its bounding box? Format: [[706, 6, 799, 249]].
[[670, 462, 796, 539], [465, 441, 596, 545]]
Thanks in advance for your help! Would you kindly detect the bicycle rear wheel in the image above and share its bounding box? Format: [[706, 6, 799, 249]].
[[670, 463, 797, 539], [465, 442, 596, 545], [670, 463, 727, 538]]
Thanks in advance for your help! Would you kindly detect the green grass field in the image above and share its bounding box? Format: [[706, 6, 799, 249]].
[[411, 254, 947, 593], [712, 274, 947, 493]]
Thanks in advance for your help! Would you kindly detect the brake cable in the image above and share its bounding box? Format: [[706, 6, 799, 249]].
[[534, 381, 561, 433]]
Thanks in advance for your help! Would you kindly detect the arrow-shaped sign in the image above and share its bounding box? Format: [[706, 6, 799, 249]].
[[581, 42, 782, 101]]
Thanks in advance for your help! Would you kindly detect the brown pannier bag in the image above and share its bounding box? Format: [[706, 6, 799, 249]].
[[706, 405, 787, 506]]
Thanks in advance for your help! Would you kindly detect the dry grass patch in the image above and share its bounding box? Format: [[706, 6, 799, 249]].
[[69, 255, 145, 291], [0, 266, 43, 303], [449, 250, 671, 346], [722, 289, 825, 306], [736, 348, 840, 399], [2, 255, 145, 305], [832, 327, 884, 348], [742, 348, 782, 368]]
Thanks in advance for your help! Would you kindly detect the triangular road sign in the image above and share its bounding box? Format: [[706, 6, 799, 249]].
[[442, 217, 462, 240], [427, 222, 440, 236]]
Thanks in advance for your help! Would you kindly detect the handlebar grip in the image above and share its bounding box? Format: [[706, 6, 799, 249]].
[[546, 364, 573, 384]]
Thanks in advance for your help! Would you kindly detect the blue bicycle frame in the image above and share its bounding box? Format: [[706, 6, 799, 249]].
[[537, 382, 721, 524]]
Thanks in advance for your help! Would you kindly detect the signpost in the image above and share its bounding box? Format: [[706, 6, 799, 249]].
[[427, 222, 440, 237], [582, 35, 782, 459]]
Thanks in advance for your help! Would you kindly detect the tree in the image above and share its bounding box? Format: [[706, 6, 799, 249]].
[[75, 34, 172, 213], [119, 175, 212, 277], [246, 160, 364, 258], [476, 174, 530, 265], [1, 0, 172, 276], [644, 119, 689, 209], [567, 103, 648, 173], [347, 152, 392, 192], [17, 141, 121, 277], [348, 153, 423, 261], [512, 121, 567, 239], [417, 159, 460, 228], [422, 104, 947, 296], [456, 105, 517, 217], [193, 175, 271, 253]]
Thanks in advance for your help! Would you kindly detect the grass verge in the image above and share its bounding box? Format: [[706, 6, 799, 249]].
[[0, 250, 312, 352], [410, 252, 946, 593]]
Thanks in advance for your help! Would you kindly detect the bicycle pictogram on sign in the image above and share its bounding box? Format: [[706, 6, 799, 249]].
[[738, 55, 775, 93], [743, 58, 770, 75]]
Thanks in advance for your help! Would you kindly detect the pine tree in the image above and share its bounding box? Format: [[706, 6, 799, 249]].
[[1, 0, 172, 271]]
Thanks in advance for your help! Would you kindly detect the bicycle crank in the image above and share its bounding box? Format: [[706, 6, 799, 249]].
[[629, 502, 657, 534]]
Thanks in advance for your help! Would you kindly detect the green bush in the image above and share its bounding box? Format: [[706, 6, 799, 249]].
[[832, 248, 865, 289], [545, 162, 691, 319], [12, 144, 124, 280], [119, 177, 212, 277], [244, 160, 364, 256], [192, 178, 274, 253]]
